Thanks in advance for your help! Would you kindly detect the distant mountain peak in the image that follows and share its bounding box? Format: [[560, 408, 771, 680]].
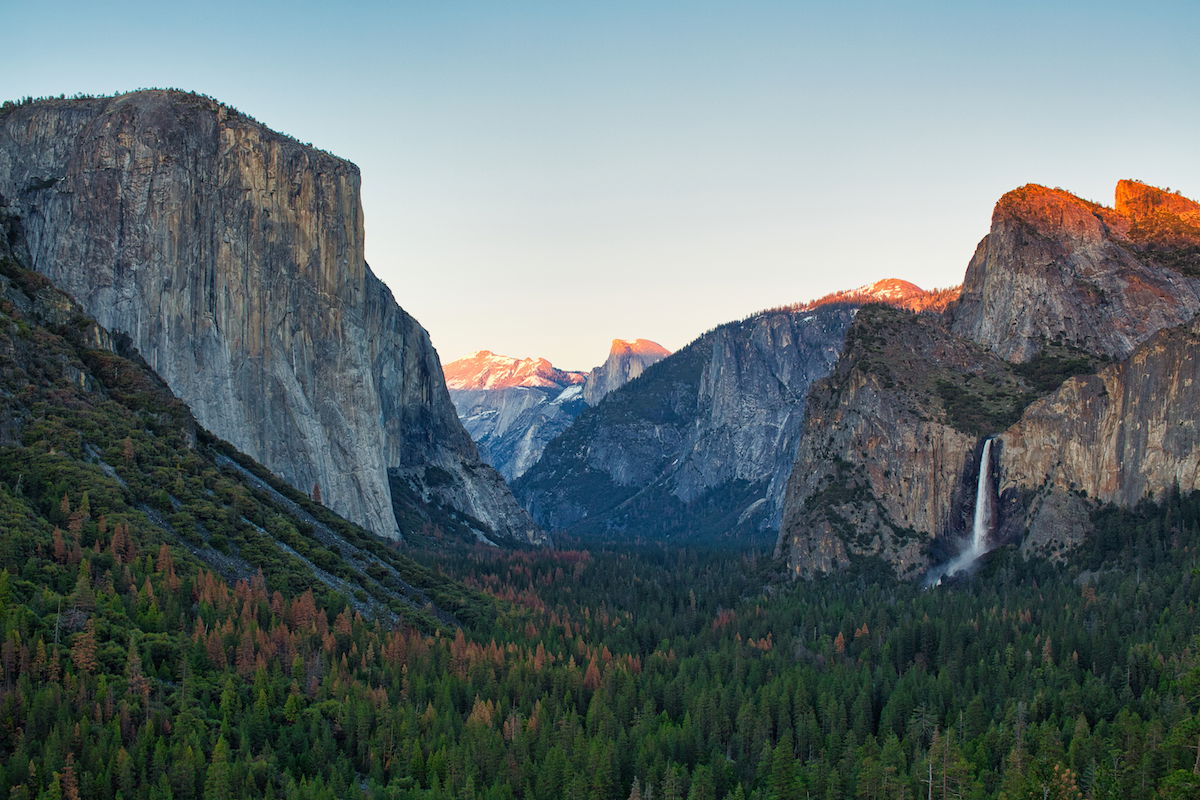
[[794, 279, 960, 314], [848, 278, 928, 301], [609, 338, 671, 357], [583, 338, 671, 405], [443, 351, 586, 391]]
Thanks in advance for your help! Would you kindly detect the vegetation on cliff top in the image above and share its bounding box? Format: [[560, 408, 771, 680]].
[[840, 307, 1103, 438]]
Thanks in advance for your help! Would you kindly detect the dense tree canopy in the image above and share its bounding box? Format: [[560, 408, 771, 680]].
[[3, 478, 1200, 798]]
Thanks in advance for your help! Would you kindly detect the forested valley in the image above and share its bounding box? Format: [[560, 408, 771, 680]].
[[3, 463, 1200, 799]]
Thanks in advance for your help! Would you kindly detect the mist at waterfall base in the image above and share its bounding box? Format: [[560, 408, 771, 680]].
[[925, 439, 997, 587]]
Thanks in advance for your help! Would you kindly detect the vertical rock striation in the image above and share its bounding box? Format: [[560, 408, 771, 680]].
[[582, 339, 671, 405], [516, 282, 952, 540], [449, 384, 587, 481], [997, 316, 1200, 556], [0, 91, 541, 544], [775, 306, 1028, 577], [444, 351, 589, 481]]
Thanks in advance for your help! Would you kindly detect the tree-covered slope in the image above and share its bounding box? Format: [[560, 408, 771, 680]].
[[0, 220, 489, 623]]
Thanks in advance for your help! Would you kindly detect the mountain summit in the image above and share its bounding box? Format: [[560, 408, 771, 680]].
[[779, 180, 1200, 578], [582, 338, 671, 405], [948, 180, 1200, 362], [799, 278, 959, 313], [444, 342, 667, 481], [443, 351, 585, 391]]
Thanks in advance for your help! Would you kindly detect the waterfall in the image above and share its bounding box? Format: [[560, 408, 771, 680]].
[[970, 438, 995, 557], [927, 437, 998, 585]]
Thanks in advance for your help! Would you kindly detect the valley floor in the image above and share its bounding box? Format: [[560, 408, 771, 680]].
[[4, 481, 1200, 799]]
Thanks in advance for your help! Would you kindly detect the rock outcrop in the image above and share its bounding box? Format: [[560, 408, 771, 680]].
[[948, 181, 1200, 362], [0, 91, 542, 544], [779, 180, 1200, 578], [582, 339, 670, 405], [775, 306, 1034, 577], [997, 316, 1200, 556], [516, 281, 953, 540]]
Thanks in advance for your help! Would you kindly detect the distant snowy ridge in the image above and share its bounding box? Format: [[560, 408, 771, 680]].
[[785, 278, 961, 315], [443, 351, 586, 391]]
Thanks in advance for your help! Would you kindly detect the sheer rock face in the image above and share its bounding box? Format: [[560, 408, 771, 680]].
[[0, 91, 541, 544], [516, 283, 954, 540], [449, 382, 587, 482], [516, 306, 862, 537], [948, 181, 1200, 362], [997, 317, 1200, 556], [443, 344, 662, 482], [775, 307, 1023, 578], [582, 339, 670, 405]]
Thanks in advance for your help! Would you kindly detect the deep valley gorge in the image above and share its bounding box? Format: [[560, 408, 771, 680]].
[[1, 87, 1199, 800]]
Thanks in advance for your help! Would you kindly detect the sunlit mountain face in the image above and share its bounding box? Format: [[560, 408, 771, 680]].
[[443, 350, 587, 391]]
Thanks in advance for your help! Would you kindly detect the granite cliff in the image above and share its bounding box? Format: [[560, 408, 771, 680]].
[[775, 305, 1040, 577], [516, 281, 953, 540], [0, 203, 483, 624], [997, 315, 1200, 557], [778, 180, 1200, 577], [948, 181, 1200, 362], [581, 339, 671, 405], [0, 90, 541, 545]]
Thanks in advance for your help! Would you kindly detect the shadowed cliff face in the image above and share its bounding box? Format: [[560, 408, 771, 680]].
[[442, 344, 666, 482], [516, 282, 955, 542], [997, 316, 1200, 557], [0, 91, 542, 545], [445, 352, 588, 482], [449, 385, 586, 481], [948, 181, 1200, 362], [516, 306, 863, 539]]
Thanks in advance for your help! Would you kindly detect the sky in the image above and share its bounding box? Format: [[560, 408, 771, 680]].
[[4, 1, 1199, 370]]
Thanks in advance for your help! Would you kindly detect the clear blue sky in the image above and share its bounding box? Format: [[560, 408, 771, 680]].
[[5, 1, 1198, 369]]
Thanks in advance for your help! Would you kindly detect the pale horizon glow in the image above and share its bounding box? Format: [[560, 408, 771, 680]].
[[4, 1, 1198, 371]]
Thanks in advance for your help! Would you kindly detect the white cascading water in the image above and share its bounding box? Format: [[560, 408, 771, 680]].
[[970, 438, 995, 557], [930, 438, 997, 584]]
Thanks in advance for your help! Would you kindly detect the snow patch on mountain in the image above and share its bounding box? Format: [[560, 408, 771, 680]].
[[443, 351, 586, 391]]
